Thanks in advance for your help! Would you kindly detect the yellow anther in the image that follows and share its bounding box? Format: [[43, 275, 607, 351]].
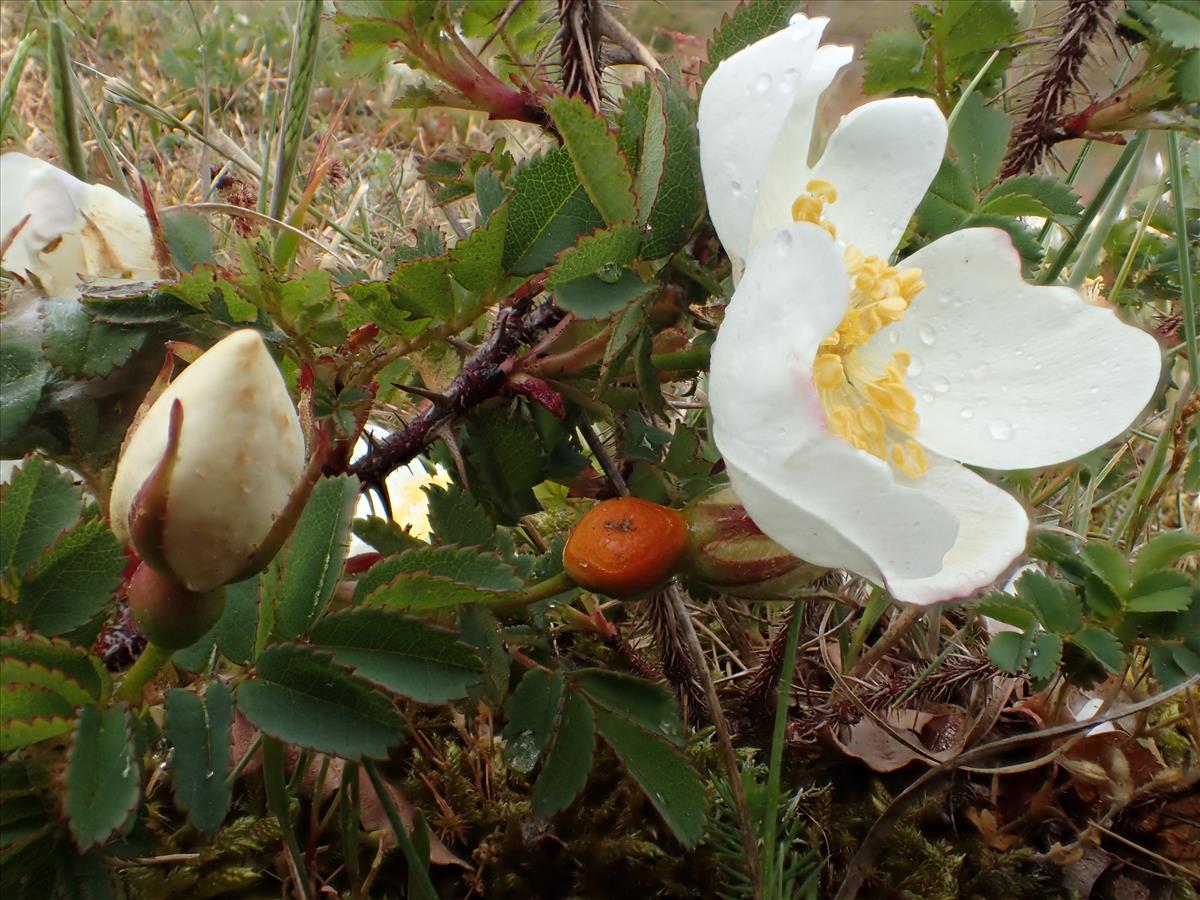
[[813, 353, 846, 389], [806, 179, 838, 203], [803, 180, 929, 478]]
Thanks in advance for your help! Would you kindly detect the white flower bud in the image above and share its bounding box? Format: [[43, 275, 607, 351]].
[[0, 152, 158, 299], [110, 330, 305, 592]]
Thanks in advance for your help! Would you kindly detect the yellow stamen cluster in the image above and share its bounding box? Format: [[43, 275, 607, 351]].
[[791, 181, 929, 478], [790, 179, 838, 239]]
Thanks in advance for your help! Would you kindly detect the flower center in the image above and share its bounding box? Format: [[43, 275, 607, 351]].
[[792, 180, 928, 478]]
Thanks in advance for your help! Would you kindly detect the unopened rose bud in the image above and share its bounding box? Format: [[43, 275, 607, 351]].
[[110, 330, 305, 592], [682, 487, 822, 595]]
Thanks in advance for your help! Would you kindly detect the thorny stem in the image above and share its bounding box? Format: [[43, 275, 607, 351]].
[[667, 583, 763, 898], [348, 281, 559, 495], [116, 641, 172, 705], [761, 600, 803, 897]]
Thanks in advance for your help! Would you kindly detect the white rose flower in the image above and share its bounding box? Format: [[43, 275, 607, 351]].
[[110, 330, 305, 592], [0, 152, 158, 299], [698, 16, 1162, 605]]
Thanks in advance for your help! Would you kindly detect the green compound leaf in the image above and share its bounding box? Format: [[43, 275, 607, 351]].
[[1126, 570, 1195, 613], [450, 203, 509, 294], [0, 456, 83, 575], [360, 575, 506, 612], [161, 210, 216, 271], [948, 94, 1011, 194], [40, 299, 147, 378], [464, 403, 548, 523], [354, 546, 521, 602], [1146, 0, 1200, 48], [269, 475, 359, 640], [15, 519, 125, 636], [568, 669, 684, 744], [1131, 531, 1200, 581], [640, 77, 705, 259], [0, 635, 109, 702], [546, 96, 637, 227], [1078, 541, 1132, 598], [0, 325, 48, 450], [502, 669, 565, 774], [387, 257, 453, 321], [309, 607, 482, 704], [1027, 632, 1064, 683], [425, 483, 497, 550], [1071, 625, 1126, 672], [987, 629, 1035, 673], [702, 0, 801, 81], [933, 0, 1018, 84], [502, 147, 605, 276], [65, 704, 140, 849], [547, 224, 641, 286], [863, 28, 934, 95], [165, 684, 233, 836], [1014, 570, 1083, 634], [916, 157, 976, 238], [236, 642, 405, 760], [0, 659, 93, 707], [972, 594, 1037, 631], [532, 691, 594, 817], [982, 175, 1082, 224], [553, 269, 657, 320], [0, 683, 76, 751], [595, 712, 706, 848], [343, 281, 430, 338]]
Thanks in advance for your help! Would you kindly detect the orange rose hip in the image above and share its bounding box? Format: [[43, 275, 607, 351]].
[[562, 497, 689, 596]]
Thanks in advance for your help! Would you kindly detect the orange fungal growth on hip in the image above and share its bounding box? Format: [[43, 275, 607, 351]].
[[562, 497, 689, 597]]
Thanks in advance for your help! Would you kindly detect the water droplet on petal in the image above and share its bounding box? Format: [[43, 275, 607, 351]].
[[730, 179, 743, 196], [959, 407, 974, 419], [921, 392, 934, 402], [969, 363, 989, 380], [989, 419, 1014, 441], [907, 355, 924, 376], [775, 230, 794, 255], [933, 376, 950, 393], [754, 73, 772, 92], [919, 325, 937, 346]]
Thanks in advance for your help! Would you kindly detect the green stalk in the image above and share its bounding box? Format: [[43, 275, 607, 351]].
[[761, 600, 803, 900], [0, 31, 37, 139], [1067, 135, 1148, 289], [1108, 170, 1168, 303], [945, 49, 1001, 134], [263, 737, 314, 900], [1038, 131, 1149, 286], [70, 67, 132, 197], [843, 588, 889, 672], [42, 1, 87, 178], [363, 759, 437, 900], [1166, 131, 1198, 387], [116, 642, 172, 705], [269, 0, 322, 224]]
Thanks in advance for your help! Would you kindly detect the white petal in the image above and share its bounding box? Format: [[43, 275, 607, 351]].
[[81, 184, 158, 281], [709, 223, 848, 445], [747, 43, 854, 248], [719, 431, 959, 583], [884, 453, 1029, 605], [0, 152, 155, 298], [807, 98, 948, 259], [884, 229, 1162, 469], [698, 16, 850, 263]]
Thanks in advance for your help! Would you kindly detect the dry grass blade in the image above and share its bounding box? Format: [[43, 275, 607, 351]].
[[0, 30, 36, 139]]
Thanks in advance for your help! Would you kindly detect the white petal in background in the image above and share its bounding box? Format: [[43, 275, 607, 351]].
[[884, 228, 1162, 470], [697, 16, 850, 263], [0, 152, 158, 299]]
